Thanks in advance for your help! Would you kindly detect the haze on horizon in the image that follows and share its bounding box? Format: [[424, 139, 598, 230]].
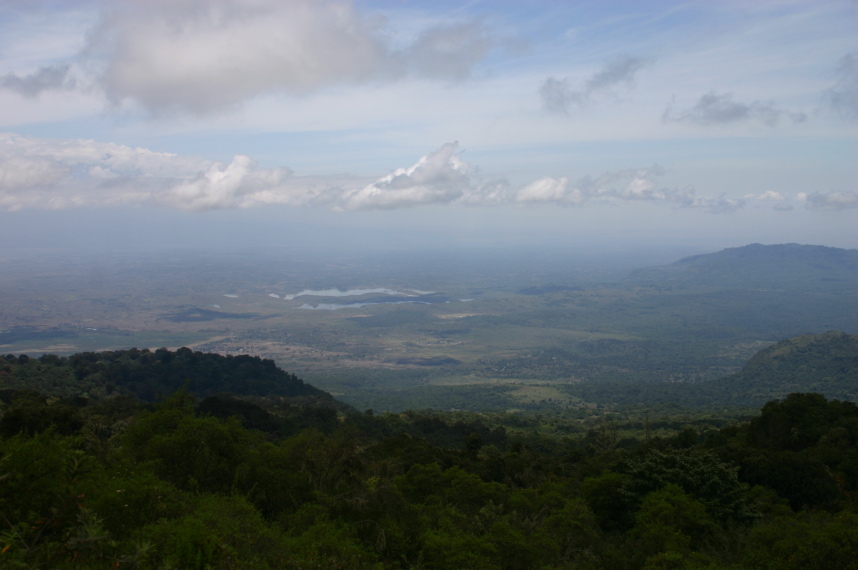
[[1, 0, 857, 256]]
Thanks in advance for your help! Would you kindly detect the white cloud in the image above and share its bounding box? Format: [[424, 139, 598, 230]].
[[460, 179, 513, 206], [338, 142, 469, 210], [0, 132, 283, 212], [742, 190, 792, 210], [162, 155, 292, 211], [0, 134, 839, 217], [589, 166, 667, 201], [0, 132, 366, 212], [755, 190, 785, 201], [0, 132, 207, 178], [0, 132, 195, 210], [0, 153, 68, 192], [88, 0, 498, 114], [515, 176, 575, 203]]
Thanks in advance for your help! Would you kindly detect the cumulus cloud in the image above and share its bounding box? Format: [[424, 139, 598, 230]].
[[743, 190, 792, 210], [0, 64, 76, 98], [338, 142, 469, 210], [754, 190, 785, 201], [801, 190, 858, 210], [515, 176, 578, 203], [540, 55, 646, 115], [460, 178, 513, 206], [162, 155, 292, 211], [88, 0, 498, 114], [663, 91, 806, 126], [1, 132, 203, 178], [508, 165, 744, 213], [0, 132, 361, 212], [825, 52, 858, 121], [0, 154, 68, 192], [0, 132, 202, 210]]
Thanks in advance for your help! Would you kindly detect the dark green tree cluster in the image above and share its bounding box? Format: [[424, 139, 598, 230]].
[[1, 347, 329, 401], [3, 384, 858, 568]]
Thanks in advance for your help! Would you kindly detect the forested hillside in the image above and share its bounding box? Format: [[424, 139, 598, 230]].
[[3, 348, 858, 568], [3, 386, 858, 568], [0, 347, 331, 402], [709, 331, 858, 404], [565, 331, 858, 411]]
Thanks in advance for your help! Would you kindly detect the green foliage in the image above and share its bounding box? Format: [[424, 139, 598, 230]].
[[631, 484, 718, 556], [0, 391, 84, 437], [715, 393, 858, 511], [137, 494, 295, 569], [0, 431, 115, 568], [747, 392, 858, 451], [1, 347, 329, 402], [582, 471, 635, 531], [282, 513, 384, 569], [4, 362, 858, 569], [623, 448, 757, 524], [743, 511, 858, 569]]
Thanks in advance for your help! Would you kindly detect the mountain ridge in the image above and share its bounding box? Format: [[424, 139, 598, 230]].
[[628, 243, 858, 291]]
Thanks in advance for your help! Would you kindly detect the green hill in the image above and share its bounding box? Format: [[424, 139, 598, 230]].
[[565, 331, 858, 410], [710, 331, 858, 405]]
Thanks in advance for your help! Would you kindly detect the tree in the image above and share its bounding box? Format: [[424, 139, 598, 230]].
[[623, 448, 757, 524]]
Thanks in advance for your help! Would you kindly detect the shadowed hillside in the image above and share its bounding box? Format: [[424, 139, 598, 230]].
[[0, 347, 332, 403], [711, 331, 858, 405]]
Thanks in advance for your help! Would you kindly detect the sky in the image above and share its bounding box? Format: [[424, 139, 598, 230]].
[[0, 0, 857, 254]]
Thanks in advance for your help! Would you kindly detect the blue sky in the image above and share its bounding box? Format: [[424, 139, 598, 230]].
[[1, 0, 856, 252]]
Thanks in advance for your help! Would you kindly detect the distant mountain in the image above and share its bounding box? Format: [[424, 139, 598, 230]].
[[710, 331, 858, 405], [628, 243, 858, 291]]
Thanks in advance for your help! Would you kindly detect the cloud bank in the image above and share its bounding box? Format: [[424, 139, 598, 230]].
[[3, 134, 826, 215]]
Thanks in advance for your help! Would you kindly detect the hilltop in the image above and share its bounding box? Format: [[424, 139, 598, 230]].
[[0, 347, 332, 403]]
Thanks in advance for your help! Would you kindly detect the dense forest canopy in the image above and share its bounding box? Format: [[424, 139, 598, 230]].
[[0, 347, 330, 402], [2, 340, 858, 568]]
